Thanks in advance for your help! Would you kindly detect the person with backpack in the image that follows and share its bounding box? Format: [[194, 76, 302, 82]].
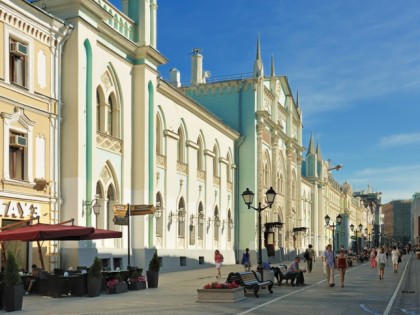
[[241, 248, 251, 271], [305, 244, 316, 272]]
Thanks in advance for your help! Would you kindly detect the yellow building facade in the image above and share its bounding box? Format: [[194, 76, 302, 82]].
[[0, 0, 70, 271]]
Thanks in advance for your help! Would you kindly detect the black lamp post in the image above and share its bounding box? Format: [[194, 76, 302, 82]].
[[242, 187, 276, 281], [350, 223, 363, 254], [324, 214, 342, 252], [371, 227, 375, 247]]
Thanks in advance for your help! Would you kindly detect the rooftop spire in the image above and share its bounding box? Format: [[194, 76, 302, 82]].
[[271, 54, 275, 76], [307, 133, 315, 156], [316, 141, 323, 161], [253, 34, 264, 77]]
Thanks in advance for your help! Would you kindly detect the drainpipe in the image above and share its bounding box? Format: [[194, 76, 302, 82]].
[[57, 25, 73, 220], [56, 24, 73, 266]]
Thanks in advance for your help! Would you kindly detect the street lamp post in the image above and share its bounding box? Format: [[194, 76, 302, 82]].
[[365, 228, 372, 248], [324, 214, 342, 252], [242, 187, 276, 281], [372, 227, 375, 247], [350, 223, 363, 254]]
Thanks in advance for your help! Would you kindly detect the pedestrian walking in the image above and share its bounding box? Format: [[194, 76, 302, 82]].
[[336, 249, 347, 287], [391, 246, 401, 274], [241, 248, 251, 271], [214, 249, 224, 279], [376, 246, 387, 279], [305, 244, 316, 272], [323, 244, 336, 287], [370, 248, 377, 268]]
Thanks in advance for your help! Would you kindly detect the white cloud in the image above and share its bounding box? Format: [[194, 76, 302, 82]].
[[379, 133, 420, 147]]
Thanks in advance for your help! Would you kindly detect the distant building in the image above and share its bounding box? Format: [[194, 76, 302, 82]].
[[411, 193, 420, 247], [382, 200, 412, 247]]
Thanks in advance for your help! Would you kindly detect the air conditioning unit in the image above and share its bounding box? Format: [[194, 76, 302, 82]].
[[10, 135, 27, 148], [10, 42, 28, 56]]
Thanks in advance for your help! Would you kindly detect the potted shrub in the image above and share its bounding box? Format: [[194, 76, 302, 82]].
[[146, 250, 160, 288], [3, 251, 24, 312], [87, 256, 102, 297], [128, 270, 146, 290]]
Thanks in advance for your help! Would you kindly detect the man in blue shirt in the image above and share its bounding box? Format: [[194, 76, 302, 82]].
[[286, 256, 306, 286]]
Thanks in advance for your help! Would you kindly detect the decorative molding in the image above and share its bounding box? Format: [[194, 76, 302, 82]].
[[197, 170, 205, 181], [156, 154, 166, 168], [96, 132, 122, 154], [177, 162, 188, 175]]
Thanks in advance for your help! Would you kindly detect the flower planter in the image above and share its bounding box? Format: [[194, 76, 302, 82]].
[[128, 281, 146, 290], [196, 287, 245, 303], [3, 284, 24, 312], [108, 282, 128, 294]]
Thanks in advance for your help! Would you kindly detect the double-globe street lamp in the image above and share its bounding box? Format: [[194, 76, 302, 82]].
[[324, 214, 342, 252], [242, 187, 276, 281], [350, 223, 363, 254]]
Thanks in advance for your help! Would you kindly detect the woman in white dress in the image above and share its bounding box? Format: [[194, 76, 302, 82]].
[[391, 246, 401, 274]]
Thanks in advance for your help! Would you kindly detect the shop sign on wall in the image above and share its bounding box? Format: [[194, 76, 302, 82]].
[[0, 200, 41, 218]]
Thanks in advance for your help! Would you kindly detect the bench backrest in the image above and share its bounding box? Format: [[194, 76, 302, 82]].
[[238, 271, 259, 284]]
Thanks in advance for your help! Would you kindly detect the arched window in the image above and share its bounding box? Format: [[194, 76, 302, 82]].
[[227, 209, 233, 242], [213, 206, 220, 241], [156, 114, 163, 155], [178, 197, 186, 238], [264, 151, 271, 189], [107, 95, 113, 136], [177, 127, 185, 163], [213, 145, 219, 177], [197, 202, 204, 241], [95, 181, 104, 229], [96, 90, 101, 131], [226, 152, 232, 183], [107, 184, 115, 230], [155, 192, 163, 237], [197, 136, 204, 171]]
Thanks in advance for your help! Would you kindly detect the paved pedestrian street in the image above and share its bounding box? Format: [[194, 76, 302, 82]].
[[19, 254, 419, 315]]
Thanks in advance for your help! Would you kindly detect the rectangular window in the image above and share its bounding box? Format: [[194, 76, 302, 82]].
[[9, 39, 28, 87], [9, 133, 26, 180]]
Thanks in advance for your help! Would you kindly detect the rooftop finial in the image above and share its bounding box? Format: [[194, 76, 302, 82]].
[[271, 54, 275, 76], [253, 34, 264, 77]]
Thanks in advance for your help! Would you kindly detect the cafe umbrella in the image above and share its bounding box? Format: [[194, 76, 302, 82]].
[[0, 220, 121, 269]]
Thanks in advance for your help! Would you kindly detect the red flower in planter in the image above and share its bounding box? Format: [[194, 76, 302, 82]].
[[106, 278, 126, 289], [202, 281, 240, 289], [128, 275, 146, 283]]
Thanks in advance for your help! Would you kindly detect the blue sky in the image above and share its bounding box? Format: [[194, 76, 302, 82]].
[[110, 0, 420, 204]]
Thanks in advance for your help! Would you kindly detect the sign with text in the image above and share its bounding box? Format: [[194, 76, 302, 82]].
[[113, 204, 128, 225], [130, 204, 155, 216]]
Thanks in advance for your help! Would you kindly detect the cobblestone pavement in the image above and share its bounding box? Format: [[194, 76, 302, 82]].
[[16, 253, 419, 315]]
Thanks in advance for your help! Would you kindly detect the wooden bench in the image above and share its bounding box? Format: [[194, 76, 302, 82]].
[[272, 264, 295, 286], [226, 271, 273, 297]]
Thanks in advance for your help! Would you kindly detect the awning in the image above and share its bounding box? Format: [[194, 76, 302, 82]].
[[0, 223, 94, 241], [0, 221, 122, 269]]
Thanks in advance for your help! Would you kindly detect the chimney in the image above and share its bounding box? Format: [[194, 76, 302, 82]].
[[170, 68, 181, 88], [191, 48, 203, 85], [121, 0, 129, 15]]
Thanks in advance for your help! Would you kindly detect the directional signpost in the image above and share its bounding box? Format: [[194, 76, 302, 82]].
[[113, 204, 156, 268]]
